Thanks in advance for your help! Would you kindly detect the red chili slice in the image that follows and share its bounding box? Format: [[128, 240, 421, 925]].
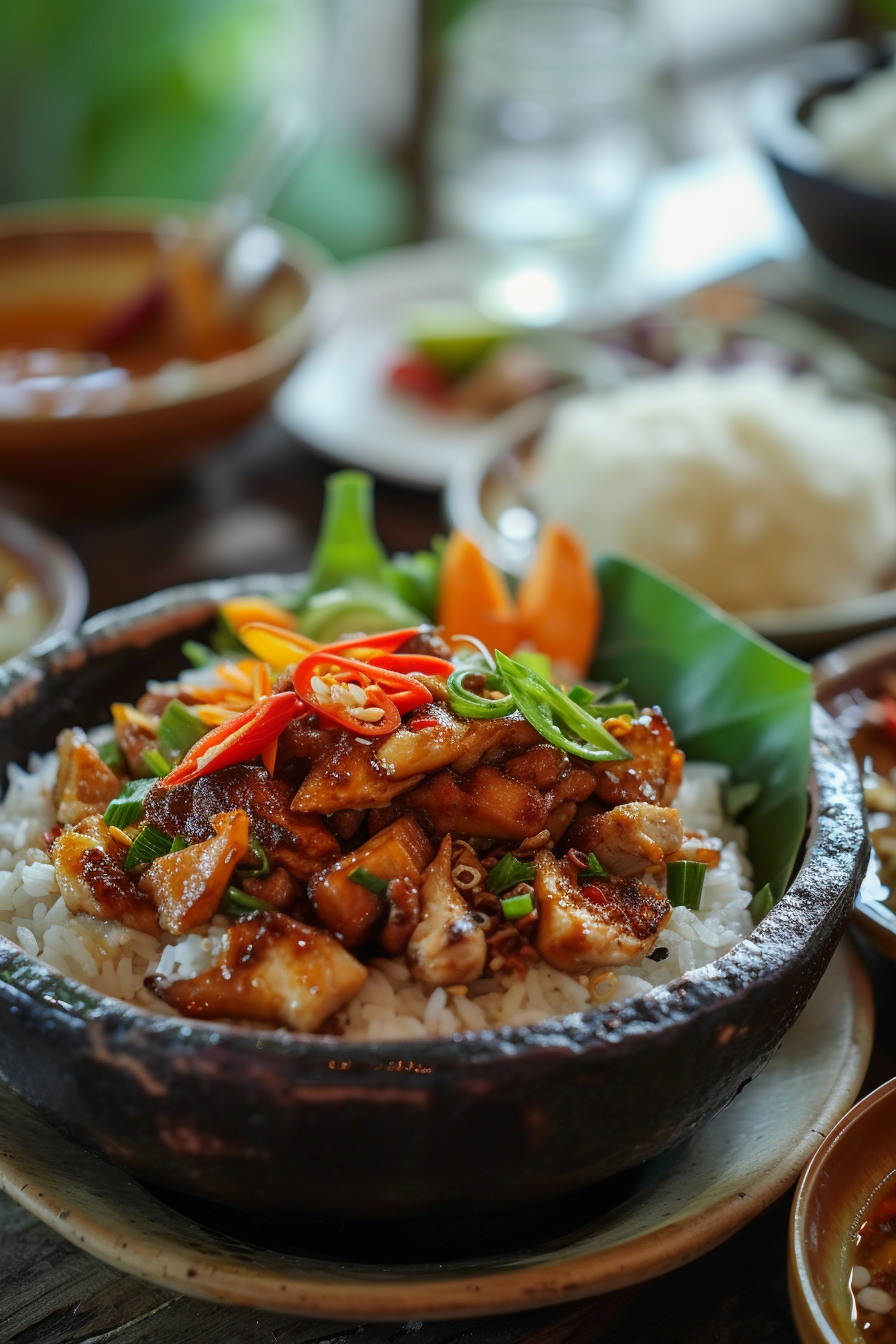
[[320, 628, 426, 658], [368, 653, 455, 677], [408, 717, 442, 733], [161, 692, 300, 788], [293, 652, 422, 736]]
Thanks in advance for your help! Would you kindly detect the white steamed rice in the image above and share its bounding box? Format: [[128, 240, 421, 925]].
[[0, 748, 753, 1039]]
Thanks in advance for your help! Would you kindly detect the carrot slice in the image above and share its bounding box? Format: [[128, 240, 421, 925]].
[[220, 596, 296, 633], [515, 523, 600, 676], [437, 531, 523, 655]]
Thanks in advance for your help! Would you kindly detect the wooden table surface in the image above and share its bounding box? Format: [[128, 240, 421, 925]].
[[0, 415, 892, 1343]]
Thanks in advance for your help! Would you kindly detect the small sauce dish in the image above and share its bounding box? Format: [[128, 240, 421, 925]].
[[790, 1078, 896, 1344]]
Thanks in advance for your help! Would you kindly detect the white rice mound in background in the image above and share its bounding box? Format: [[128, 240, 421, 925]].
[[0, 753, 753, 1040], [530, 365, 896, 614]]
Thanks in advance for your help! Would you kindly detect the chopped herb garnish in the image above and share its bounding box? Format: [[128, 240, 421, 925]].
[[486, 853, 536, 893], [494, 652, 633, 764], [157, 699, 207, 760], [237, 836, 271, 879], [501, 893, 534, 920], [182, 640, 218, 668], [666, 861, 707, 910], [589, 701, 638, 720], [103, 777, 155, 828], [578, 852, 607, 882], [97, 739, 125, 771], [726, 780, 761, 818], [125, 825, 173, 870], [349, 866, 389, 898], [221, 885, 277, 915], [142, 748, 172, 778], [749, 883, 774, 924], [169, 836, 190, 853], [510, 650, 552, 679]]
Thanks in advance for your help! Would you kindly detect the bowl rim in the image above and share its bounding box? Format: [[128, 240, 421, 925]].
[[0, 575, 868, 1067], [789, 1075, 896, 1344], [0, 505, 88, 645], [0, 198, 343, 421]]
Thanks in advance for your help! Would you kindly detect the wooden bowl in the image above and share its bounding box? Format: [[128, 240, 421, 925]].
[[790, 1078, 896, 1344], [0, 201, 336, 499], [0, 577, 869, 1218]]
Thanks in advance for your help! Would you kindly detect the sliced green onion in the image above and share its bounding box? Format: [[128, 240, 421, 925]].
[[142, 748, 172, 778], [595, 678, 629, 703], [749, 882, 774, 924], [446, 666, 514, 720], [726, 780, 761, 818], [577, 852, 607, 883], [103, 777, 155, 828], [237, 836, 271, 879], [97, 739, 125, 771], [349, 866, 389, 898], [486, 853, 536, 893], [666, 861, 707, 910], [157, 700, 207, 760], [221, 885, 277, 915], [125, 825, 173, 871], [182, 640, 217, 668], [494, 652, 633, 764], [501, 893, 534, 920], [170, 836, 191, 853]]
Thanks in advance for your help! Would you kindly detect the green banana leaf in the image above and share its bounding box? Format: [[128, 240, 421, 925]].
[[591, 556, 813, 904]]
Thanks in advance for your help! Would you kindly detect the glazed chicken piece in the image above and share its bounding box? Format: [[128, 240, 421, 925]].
[[534, 849, 671, 972], [292, 732, 425, 814], [566, 802, 684, 878], [591, 710, 684, 808], [292, 707, 542, 814], [138, 809, 249, 936], [54, 728, 122, 827], [406, 834, 487, 986], [144, 764, 340, 881], [148, 911, 368, 1032], [307, 815, 433, 949], [242, 865, 301, 910], [401, 764, 550, 841], [51, 817, 160, 935]]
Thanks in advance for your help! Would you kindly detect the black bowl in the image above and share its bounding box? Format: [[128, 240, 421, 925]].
[[748, 38, 896, 290], [0, 579, 869, 1217]]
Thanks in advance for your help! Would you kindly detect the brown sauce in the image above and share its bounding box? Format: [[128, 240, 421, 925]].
[[852, 1174, 896, 1339]]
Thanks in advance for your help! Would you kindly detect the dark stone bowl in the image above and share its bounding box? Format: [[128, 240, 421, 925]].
[[0, 579, 869, 1218], [747, 38, 896, 290]]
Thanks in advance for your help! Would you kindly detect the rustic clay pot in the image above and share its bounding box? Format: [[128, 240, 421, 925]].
[[0, 578, 869, 1217]]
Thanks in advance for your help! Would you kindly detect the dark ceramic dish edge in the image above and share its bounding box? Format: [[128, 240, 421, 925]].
[[0, 577, 869, 1214]]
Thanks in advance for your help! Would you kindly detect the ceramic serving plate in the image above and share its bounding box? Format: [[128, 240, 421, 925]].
[[0, 570, 867, 1219], [0, 941, 873, 1321]]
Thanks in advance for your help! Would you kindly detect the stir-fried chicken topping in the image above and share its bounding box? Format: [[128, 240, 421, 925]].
[[590, 710, 684, 807], [149, 912, 368, 1032], [54, 729, 122, 827], [51, 817, 161, 936], [534, 850, 671, 972], [144, 764, 340, 881], [138, 809, 249, 936], [48, 633, 699, 1033], [407, 835, 488, 986]]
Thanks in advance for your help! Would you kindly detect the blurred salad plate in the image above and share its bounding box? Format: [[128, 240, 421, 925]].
[[273, 241, 628, 491]]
